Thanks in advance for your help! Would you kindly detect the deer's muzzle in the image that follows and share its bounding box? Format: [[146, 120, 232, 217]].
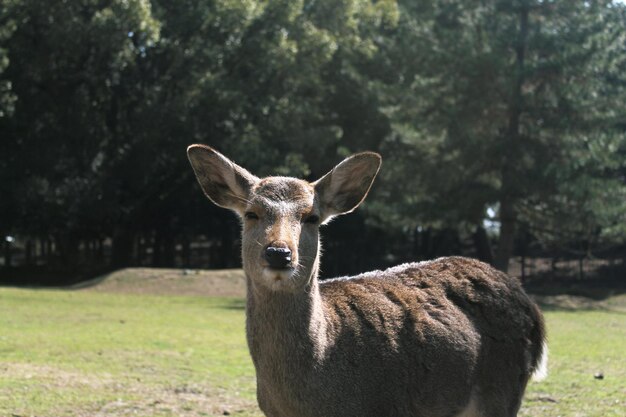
[[264, 245, 293, 269]]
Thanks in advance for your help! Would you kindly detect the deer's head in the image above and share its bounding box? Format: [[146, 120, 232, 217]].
[[187, 145, 381, 293]]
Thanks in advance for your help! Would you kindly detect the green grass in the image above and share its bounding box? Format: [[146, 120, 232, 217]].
[[0, 288, 260, 417], [1, 287, 625, 416], [521, 298, 626, 417]]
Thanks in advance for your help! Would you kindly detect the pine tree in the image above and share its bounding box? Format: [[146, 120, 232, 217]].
[[380, 0, 626, 271]]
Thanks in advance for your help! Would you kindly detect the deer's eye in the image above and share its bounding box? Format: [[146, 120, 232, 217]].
[[303, 214, 320, 224], [245, 212, 259, 220]]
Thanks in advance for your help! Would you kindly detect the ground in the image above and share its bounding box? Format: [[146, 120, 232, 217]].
[[0, 268, 624, 417], [74, 267, 247, 297]]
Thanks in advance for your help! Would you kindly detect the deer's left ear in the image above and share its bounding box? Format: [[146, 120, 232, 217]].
[[313, 152, 381, 223]]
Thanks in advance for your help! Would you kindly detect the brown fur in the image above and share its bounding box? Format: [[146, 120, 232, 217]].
[[187, 144, 546, 417]]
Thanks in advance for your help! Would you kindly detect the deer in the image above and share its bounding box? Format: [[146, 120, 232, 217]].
[[187, 144, 547, 417]]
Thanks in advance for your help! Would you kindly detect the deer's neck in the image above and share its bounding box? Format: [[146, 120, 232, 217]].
[[245, 273, 329, 368]]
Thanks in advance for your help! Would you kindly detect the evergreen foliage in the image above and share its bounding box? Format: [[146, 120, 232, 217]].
[[0, 0, 624, 278]]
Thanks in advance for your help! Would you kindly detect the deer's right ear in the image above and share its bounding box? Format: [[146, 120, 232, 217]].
[[187, 145, 258, 213]]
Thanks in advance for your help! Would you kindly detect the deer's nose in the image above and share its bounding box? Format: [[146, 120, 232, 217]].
[[264, 244, 292, 269]]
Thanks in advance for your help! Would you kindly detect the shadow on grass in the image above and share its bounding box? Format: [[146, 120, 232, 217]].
[[216, 298, 246, 310], [0, 265, 116, 288], [533, 297, 626, 314], [66, 270, 119, 290], [525, 272, 626, 300], [523, 267, 626, 313]]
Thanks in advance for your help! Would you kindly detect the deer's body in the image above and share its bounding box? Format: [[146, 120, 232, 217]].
[[187, 145, 547, 417]]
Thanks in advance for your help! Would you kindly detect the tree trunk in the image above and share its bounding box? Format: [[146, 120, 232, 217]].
[[220, 231, 233, 268], [46, 239, 53, 264], [412, 227, 420, 260], [472, 225, 493, 264], [96, 238, 104, 263], [181, 235, 191, 267], [162, 235, 176, 267], [578, 257, 584, 279], [136, 235, 146, 266], [39, 238, 46, 261], [495, 5, 528, 274], [422, 228, 433, 260], [56, 233, 80, 270], [152, 230, 163, 267], [494, 198, 517, 272], [3, 239, 11, 268], [518, 227, 530, 282], [25, 239, 34, 266], [111, 228, 134, 268]]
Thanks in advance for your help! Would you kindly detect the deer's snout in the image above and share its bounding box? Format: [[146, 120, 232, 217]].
[[264, 242, 292, 269]]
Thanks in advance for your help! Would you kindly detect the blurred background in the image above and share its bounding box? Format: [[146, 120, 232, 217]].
[[1, 0, 625, 286]]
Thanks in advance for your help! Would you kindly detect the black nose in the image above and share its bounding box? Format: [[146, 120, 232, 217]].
[[264, 246, 292, 269]]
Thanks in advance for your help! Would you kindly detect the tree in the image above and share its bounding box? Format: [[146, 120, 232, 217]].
[[1, 0, 160, 267], [379, 0, 626, 271], [0, 0, 16, 118], [0, 0, 399, 272], [0, 1, 18, 266]]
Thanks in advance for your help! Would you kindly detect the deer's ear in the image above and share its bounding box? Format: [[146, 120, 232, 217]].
[[187, 144, 258, 213], [313, 152, 381, 222]]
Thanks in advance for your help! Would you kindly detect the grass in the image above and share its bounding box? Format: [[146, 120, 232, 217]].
[[0, 284, 625, 417], [0, 288, 260, 417], [520, 296, 626, 417]]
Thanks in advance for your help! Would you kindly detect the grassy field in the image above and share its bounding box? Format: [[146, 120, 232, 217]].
[[1, 270, 625, 417], [0, 288, 259, 417], [520, 296, 626, 417]]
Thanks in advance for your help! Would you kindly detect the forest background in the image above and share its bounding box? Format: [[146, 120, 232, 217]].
[[1, 0, 625, 284]]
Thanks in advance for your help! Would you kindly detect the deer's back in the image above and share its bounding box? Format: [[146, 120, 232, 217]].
[[321, 256, 540, 345], [308, 256, 543, 417]]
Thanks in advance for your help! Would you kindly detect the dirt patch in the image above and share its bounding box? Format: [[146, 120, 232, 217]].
[[531, 293, 626, 312], [2, 362, 113, 390], [74, 268, 246, 298], [74, 268, 626, 313], [92, 382, 257, 417], [2, 363, 258, 417]]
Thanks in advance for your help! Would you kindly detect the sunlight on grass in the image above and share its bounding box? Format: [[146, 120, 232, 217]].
[[1, 287, 624, 416], [0, 288, 259, 416], [521, 307, 626, 417]]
